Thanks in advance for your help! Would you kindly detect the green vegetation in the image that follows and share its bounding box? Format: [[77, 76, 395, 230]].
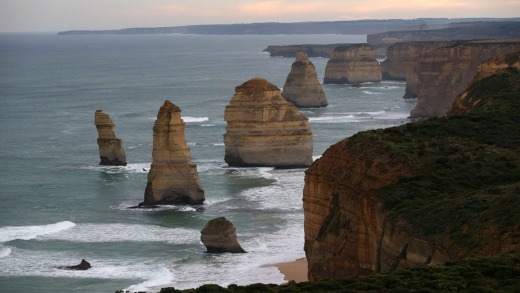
[[115, 252, 519, 292], [364, 71, 520, 249], [334, 43, 370, 52]]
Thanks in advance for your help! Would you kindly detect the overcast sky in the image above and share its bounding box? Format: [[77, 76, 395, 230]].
[[1, 0, 519, 32]]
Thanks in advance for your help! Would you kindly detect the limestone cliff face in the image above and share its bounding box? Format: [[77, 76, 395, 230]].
[[450, 52, 520, 114], [410, 39, 520, 117], [380, 41, 452, 99], [282, 50, 328, 108], [324, 44, 382, 84], [94, 110, 127, 166], [140, 100, 204, 206], [303, 136, 439, 280], [224, 78, 313, 168]]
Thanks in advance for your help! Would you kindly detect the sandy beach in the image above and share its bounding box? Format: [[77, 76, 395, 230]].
[[275, 258, 308, 283]]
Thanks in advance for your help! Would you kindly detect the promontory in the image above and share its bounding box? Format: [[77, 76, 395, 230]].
[[324, 44, 382, 84]]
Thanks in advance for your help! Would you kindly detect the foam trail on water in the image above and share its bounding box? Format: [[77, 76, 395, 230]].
[[0, 221, 76, 243], [123, 267, 174, 293], [183, 116, 209, 123]]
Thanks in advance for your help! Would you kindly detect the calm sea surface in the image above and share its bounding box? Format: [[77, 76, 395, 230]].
[[0, 33, 415, 292]]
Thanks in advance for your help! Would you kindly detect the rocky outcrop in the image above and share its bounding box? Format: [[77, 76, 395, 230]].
[[324, 44, 382, 84], [381, 42, 453, 99], [450, 51, 520, 114], [304, 70, 520, 281], [58, 259, 92, 270], [200, 217, 246, 253], [263, 44, 346, 58], [94, 110, 127, 166], [139, 100, 204, 206], [410, 39, 520, 117], [282, 50, 328, 108], [224, 78, 313, 168]]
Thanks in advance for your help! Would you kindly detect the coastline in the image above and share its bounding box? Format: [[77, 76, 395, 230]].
[[274, 258, 308, 283]]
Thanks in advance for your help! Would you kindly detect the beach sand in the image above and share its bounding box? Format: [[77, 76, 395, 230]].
[[275, 258, 308, 283]]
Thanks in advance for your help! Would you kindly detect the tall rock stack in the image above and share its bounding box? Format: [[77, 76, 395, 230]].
[[94, 110, 127, 166], [282, 50, 328, 108], [224, 78, 313, 168], [324, 44, 382, 84], [139, 100, 205, 206]]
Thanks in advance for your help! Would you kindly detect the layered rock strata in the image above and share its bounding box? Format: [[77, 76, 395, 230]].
[[139, 100, 204, 206], [304, 69, 520, 281], [324, 44, 382, 84], [410, 39, 520, 117], [381, 41, 453, 99], [94, 110, 127, 166], [224, 78, 313, 168], [282, 50, 328, 108], [200, 217, 246, 253]]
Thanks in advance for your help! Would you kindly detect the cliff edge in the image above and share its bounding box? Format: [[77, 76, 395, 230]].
[[324, 44, 382, 84], [304, 67, 520, 280]]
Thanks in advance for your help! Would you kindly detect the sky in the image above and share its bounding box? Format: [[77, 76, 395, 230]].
[[1, 0, 519, 32]]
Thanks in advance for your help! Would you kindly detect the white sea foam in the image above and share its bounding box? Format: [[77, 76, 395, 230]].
[[0, 221, 76, 243], [183, 116, 209, 123], [309, 115, 362, 123], [0, 246, 12, 258], [123, 267, 174, 293], [38, 223, 200, 244], [362, 90, 383, 95], [201, 124, 216, 127], [84, 163, 150, 174]]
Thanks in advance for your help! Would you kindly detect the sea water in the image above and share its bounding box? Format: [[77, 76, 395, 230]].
[[0, 33, 415, 292]]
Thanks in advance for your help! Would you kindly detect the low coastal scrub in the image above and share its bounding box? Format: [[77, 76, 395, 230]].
[[115, 252, 519, 292], [370, 71, 520, 250]]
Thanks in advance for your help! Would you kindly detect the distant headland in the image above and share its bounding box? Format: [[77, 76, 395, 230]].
[[57, 18, 519, 35]]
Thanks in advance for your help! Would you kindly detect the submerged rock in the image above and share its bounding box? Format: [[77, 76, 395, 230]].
[[58, 259, 92, 270], [224, 78, 313, 168], [94, 110, 127, 166], [282, 50, 328, 108], [139, 100, 204, 206], [324, 44, 382, 84], [200, 217, 246, 253]]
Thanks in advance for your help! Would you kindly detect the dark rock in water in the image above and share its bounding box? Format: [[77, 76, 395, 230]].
[[59, 259, 92, 270], [201, 217, 246, 253]]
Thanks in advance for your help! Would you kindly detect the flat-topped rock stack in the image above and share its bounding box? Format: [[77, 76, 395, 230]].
[[94, 110, 127, 166], [282, 50, 328, 108], [324, 44, 382, 84], [139, 100, 204, 206], [224, 78, 313, 168]]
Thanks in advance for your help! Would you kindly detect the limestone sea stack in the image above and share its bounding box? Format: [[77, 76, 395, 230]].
[[200, 217, 246, 253], [139, 100, 204, 206], [94, 110, 127, 166], [224, 78, 313, 168], [324, 44, 382, 84], [282, 50, 328, 108]]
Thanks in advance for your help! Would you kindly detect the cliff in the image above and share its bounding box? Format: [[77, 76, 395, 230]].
[[410, 39, 520, 117], [380, 41, 452, 100], [224, 78, 313, 168], [324, 44, 382, 84], [368, 21, 520, 45], [140, 100, 204, 206], [94, 110, 127, 166], [282, 50, 328, 108], [303, 70, 520, 281]]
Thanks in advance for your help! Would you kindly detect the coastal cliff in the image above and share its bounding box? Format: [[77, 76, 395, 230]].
[[140, 100, 204, 206], [324, 44, 382, 84], [94, 110, 127, 166], [224, 78, 313, 168], [410, 39, 520, 117], [282, 50, 328, 108], [303, 68, 520, 280], [381, 42, 452, 99]]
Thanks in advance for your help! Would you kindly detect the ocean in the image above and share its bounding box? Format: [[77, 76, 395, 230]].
[[0, 33, 415, 292]]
